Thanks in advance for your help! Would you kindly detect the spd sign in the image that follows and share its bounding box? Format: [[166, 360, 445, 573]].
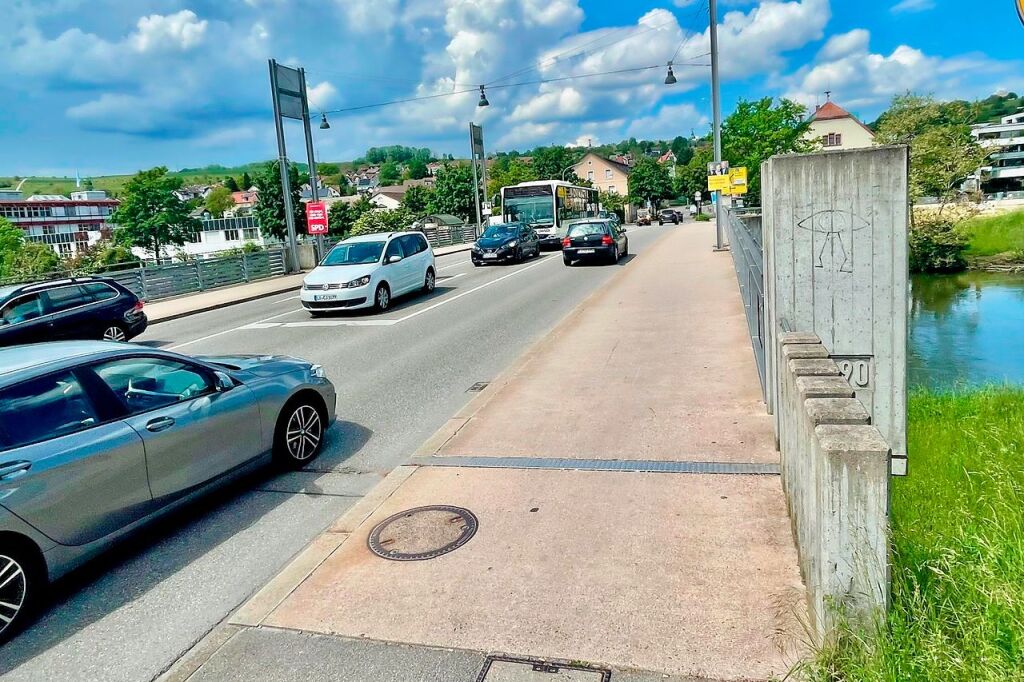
[[305, 201, 328, 235]]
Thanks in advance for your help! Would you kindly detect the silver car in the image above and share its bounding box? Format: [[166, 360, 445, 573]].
[[0, 341, 336, 641]]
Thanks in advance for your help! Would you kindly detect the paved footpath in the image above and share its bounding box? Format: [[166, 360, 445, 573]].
[[165, 223, 806, 682]]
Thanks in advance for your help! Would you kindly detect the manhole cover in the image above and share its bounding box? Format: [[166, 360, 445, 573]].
[[367, 505, 478, 561], [476, 656, 610, 682]]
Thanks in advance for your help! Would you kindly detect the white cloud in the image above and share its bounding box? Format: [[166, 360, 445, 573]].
[[131, 10, 208, 52], [890, 0, 935, 13], [816, 28, 870, 62], [625, 103, 708, 140], [308, 81, 339, 108]]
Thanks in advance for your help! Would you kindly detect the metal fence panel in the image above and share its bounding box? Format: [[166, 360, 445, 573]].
[[725, 207, 767, 400]]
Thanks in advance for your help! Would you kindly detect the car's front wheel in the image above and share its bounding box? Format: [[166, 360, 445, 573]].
[[274, 398, 326, 468], [374, 283, 391, 312], [0, 543, 42, 644]]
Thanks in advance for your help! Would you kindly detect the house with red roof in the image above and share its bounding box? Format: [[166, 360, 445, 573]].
[[805, 98, 875, 151]]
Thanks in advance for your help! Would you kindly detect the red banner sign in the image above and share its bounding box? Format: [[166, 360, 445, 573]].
[[305, 201, 328, 235]]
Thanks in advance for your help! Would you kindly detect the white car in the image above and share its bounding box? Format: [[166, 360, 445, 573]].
[[300, 232, 436, 315]]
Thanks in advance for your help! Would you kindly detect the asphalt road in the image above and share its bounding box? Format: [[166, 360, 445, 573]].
[[0, 224, 671, 682]]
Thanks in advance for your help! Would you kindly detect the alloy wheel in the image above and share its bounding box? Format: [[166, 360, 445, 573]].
[[284, 405, 322, 462], [376, 285, 390, 311], [102, 325, 126, 342], [425, 270, 436, 292], [0, 554, 27, 638]]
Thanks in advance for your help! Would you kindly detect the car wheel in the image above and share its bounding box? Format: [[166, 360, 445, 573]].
[[0, 543, 43, 644], [622, 240, 629, 257], [274, 398, 325, 468], [473, 260, 482, 267], [514, 248, 524, 264], [609, 245, 619, 264], [423, 267, 436, 293], [374, 283, 391, 312], [563, 256, 573, 266], [101, 323, 127, 342]]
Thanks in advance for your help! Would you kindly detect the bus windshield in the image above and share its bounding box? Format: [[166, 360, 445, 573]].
[[503, 195, 554, 226]]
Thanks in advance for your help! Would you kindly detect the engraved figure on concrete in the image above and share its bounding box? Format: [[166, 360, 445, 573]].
[[796, 210, 870, 273]]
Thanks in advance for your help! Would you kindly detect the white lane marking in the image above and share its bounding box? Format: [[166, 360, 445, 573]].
[[275, 295, 300, 303], [438, 272, 466, 281], [438, 259, 472, 272], [168, 305, 308, 350]]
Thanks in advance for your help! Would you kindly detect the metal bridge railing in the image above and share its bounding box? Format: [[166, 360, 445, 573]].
[[724, 207, 767, 399]]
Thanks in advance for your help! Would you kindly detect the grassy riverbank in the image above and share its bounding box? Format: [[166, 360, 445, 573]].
[[805, 388, 1024, 681], [961, 210, 1024, 267]]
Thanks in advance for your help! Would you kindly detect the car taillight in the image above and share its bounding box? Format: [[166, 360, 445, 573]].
[[124, 300, 144, 321], [562, 237, 571, 248], [132, 301, 145, 312], [601, 235, 614, 246]]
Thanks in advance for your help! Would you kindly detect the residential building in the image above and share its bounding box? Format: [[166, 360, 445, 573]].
[[571, 152, 635, 220], [369, 185, 405, 210], [172, 184, 213, 202], [0, 190, 118, 256], [971, 109, 1024, 196], [426, 161, 445, 176], [231, 190, 259, 212], [657, 150, 678, 178], [129, 214, 268, 261], [805, 99, 875, 151]]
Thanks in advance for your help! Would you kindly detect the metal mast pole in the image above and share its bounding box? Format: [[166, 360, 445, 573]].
[[299, 67, 323, 260], [269, 59, 300, 272], [469, 124, 483, 234], [709, 0, 726, 251]]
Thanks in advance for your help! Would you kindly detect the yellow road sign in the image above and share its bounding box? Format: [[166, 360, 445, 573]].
[[708, 174, 731, 192], [724, 167, 748, 195]]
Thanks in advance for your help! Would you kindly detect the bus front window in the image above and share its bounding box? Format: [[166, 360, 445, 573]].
[[503, 196, 554, 227]]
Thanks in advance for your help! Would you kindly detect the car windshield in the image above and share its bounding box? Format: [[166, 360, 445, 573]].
[[482, 225, 519, 239], [322, 242, 386, 265], [567, 222, 607, 237]]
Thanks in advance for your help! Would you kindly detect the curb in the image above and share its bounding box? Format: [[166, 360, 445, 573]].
[[147, 245, 474, 326]]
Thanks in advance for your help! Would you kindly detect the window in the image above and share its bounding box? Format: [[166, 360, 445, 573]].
[[384, 238, 406, 261], [82, 282, 119, 302], [57, 243, 72, 256], [91, 357, 213, 414], [605, 169, 613, 179], [400, 234, 428, 255], [823, 133, 843, 147], [42, 226, 56, 235], [608, 185, 617, 194], [242, 228, 259, 240], [224, 229, 240, 241], [587, 170, 595, 181], [45, 285, 88, 312], [0, 293, 44, 326], [0, 372, 99, 450]]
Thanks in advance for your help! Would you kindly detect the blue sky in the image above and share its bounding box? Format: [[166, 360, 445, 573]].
[[1, 0, 1021, 177]]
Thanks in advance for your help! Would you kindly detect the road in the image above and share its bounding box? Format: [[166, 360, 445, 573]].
[[0, 224, 670, 682]]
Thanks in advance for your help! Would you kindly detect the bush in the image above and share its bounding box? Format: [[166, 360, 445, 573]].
[[350, 208, 414, 236], [694, 213, 712, 222], [909, 210, 969, 273]]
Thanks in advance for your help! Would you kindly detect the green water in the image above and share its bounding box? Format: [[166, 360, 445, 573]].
[[910, 272, 1024, 388]]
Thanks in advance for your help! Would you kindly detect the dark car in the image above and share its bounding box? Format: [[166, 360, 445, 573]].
[[0, 277, 147, 347], [657, 209, 680, 225], [471, 222, 540, 265], [562, 220, 628, 266]]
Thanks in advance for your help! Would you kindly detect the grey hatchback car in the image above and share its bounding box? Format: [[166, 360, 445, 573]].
[[0, 342, 336, 641]]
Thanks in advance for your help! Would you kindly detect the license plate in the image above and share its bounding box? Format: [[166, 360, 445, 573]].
[[578, 249, 595, 254], [483, 253, 498, 259], [313, 294, 338, 301]]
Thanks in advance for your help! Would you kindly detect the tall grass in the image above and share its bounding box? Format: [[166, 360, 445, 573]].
[[961, 210, 1024, 257], [802, 388, 1024, 681]]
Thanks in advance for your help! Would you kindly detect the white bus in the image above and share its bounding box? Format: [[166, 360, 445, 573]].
[[500, 180, 599, 248]]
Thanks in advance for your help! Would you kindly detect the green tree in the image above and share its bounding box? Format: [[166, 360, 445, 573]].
[[428, 164, 476, 220], [317, 162, 339, 176], [599, 191, 626, 220], [721, 97, 815, 202], [328, 196, 374, 237], [240, 171, 253, 190], [205, 186, 235, 217], [378, 161, 402, 186], [0, 217, 26, 278], [531, 146, 581, 181], [111, 167, 199, 260], [406, 158, 429, 180], [670, 135, 694, 165], [627, 157, 673, 208], [674, 146, 714, 204], [487, 159, 537, 204], [253, 161, 305, 241], [83, 178, 95, 191], [223, 176, 240, 192], [402, 185, 434, 216], [350, 207, 415, 236]]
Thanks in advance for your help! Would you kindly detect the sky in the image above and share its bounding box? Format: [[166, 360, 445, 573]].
[[1, 0, 1021, 177]]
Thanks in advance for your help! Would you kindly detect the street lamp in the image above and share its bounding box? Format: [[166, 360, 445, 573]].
[[561, 164, 577, 181], [664, 61, 677, 85], [477, 85, 490, 107], [319, 113, 331, 129]]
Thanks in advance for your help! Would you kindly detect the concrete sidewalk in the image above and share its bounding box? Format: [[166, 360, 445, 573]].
[[145, 243, 473, 324], [169, 224, 805, 682]]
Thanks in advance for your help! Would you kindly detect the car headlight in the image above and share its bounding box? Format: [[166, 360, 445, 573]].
[[508, 240, 517, 248], [310, 364, 326, 379], [344, 275, 371, 288]]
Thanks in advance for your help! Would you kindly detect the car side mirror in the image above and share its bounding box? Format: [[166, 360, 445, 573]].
[[213, 371, 234, 392], [387, 255, 403, 264]]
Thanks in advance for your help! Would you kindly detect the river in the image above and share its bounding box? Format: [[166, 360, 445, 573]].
[[909, 272, 1024, 389]]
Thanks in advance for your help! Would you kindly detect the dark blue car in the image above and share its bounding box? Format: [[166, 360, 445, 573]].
[[471, 222, 541, 265]]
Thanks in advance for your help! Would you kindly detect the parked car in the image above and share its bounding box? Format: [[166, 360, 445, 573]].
[[636, 209, 652, 226], [300, 232, 435, 315], [471, 222, 540, 266], [0, 341, 336, 642], [562, 220, 628, 266], [657, 209, 680, 225], [0, 277, 147, 348]]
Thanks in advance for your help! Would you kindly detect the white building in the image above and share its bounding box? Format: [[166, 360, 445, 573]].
[[971, 110, 1024, 196], [805, 100, 875, 151], [0, 190, 117, 256], [130, 215, 268, 261]]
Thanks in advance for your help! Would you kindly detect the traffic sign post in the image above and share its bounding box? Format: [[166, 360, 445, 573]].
[[305, 201, 328, 235]]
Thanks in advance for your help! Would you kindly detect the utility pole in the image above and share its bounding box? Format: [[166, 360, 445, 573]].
[[298, 67, 324, 260], [709, 0, 726, 251], [268, 59, 301, 272]]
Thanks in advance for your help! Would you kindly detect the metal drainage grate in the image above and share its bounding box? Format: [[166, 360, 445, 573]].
[[367, 505, 478, 561], [476, 656, 611, 682], [467, 382, 490, 392], [409, 455, 781, 476]]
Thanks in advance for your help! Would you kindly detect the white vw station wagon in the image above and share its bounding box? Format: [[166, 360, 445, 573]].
[[301, 232, 436, 315]]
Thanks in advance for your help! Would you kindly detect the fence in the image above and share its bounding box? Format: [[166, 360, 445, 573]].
[[323, 224, 480, 254], [724, 206, 767, 400]]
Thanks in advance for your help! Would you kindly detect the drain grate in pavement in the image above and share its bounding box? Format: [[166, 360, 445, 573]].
[[476, 656, 611, 681], [409, 455, 781, 476], [467, 381, 490, 392], [367, 505, 478, 561]]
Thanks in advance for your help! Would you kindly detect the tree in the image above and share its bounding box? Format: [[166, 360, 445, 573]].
[[0, 217, 26, 279], [317, 162, 339, 176], [487, 158, 537, 204], [721, 97, 816, 202], [402, 185, 434, 216], [428, 164, 476, 220], [83, 178, 95, 191], [205, 186, 235, 217], [599, 191, 626, 220], [670, 136, 694, 165], [111, 167, 199, 260], [674, 146, 714, 204], [240, 171, 253, 190], [223, 176, 240, 192], [252, 161, 305, 241], [328, 196, 374, 237], [627, 157, 673, 208], [378, 161, 402, 186], [350, 207, 415, 236], [531, 146, 580, 181], [406, 158, 429, 180]]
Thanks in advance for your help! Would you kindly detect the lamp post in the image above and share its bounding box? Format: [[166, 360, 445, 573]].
[[709, 0, 727, 251]]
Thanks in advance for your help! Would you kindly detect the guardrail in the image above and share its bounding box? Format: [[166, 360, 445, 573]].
[[724, 207, 767, 399]]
